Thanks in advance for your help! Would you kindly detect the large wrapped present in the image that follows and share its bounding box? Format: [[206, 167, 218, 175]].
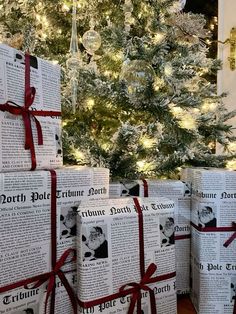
[[109, 180, 191, 294], [182, 168, 236, 313], [0, 43, 62, 171], [0, 166, 109, 314], [77, 197, 177, 314], [0, 271, 77, 314]]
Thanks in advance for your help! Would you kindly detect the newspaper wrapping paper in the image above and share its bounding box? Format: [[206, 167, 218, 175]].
[[76, 197, 177, 314], [0, 43, 62, 171], [0, 271, 77, 314], [109, 180, 191, 294], [181, 168, 236, 314], [0, 166, 109, 314]]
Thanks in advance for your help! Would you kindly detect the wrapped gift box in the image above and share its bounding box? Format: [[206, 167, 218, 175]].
[[0, 166, 109, 313], [77, 197, 177, 314], [182, 168, 236, 313], [109, 180, 191, 294], [0, 43, 62, 171], [0, 271, 77, 314]]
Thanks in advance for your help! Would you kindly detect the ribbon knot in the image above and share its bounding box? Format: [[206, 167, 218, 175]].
[[119, 263, 157, 314], [223, 222, 236, 248], [25, 248, 77, 314], [25, 86, 36, 107]]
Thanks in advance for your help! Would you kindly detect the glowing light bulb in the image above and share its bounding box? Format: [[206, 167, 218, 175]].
[[74, 150, 85, 161], [137, 160, 146, 170], [228, 142, 236, 152], [141, 137, 156, 149], [164, 63, 173, 77], [179, 116, 196, 130], [62, 121, 68, 127], [104, 70, 112, 77], [192, 108, 200, 114], [111, 51, 124, 62], [101, 143, 110, 150], [112, 72, 119, 79], [170, 105, 184, 118], [153, 76, 164, 91], [87, 98, 95, 109], [153, 32, 165, 44], [201, 101, 217, 113], [35, 14, 41, 21], [208, 142, 215, 150], [42, 15, 47, 23], [210, 24, 215, 31], [62, 3, 70, 11], [41, 33, 47, 40], [226, 159, 236, 170]]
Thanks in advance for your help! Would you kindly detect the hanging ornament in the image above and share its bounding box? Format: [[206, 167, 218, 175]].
[[179, 0, 186, 10], [82, 30, 101, 55], [82, 18, 101, 55], [120, 60, 155, 94], [67, 0, 81, 113], [82, 18, 101, 72], [123, 0, 134, 33], [168, 0, 186, 13]]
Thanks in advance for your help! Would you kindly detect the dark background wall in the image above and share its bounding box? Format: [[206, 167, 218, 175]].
[[184, 0, 218, 58]]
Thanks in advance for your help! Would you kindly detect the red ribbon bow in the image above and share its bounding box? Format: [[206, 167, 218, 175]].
[[0, 53, 61, 170], [119, 263, 157, 314], [25, 248, 77, 314], [223, 222, 236, 248]]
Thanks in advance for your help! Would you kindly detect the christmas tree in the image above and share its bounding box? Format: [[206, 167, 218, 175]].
[[0, 0, 235, 179]]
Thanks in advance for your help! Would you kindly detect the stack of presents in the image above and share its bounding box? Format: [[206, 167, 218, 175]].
[[0, 43, 236, 314]]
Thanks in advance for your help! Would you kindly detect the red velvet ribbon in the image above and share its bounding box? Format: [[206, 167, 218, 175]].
[[77, 197, 176, 313], [191, 221, 236, 233], [191, 221, 236, 314], [44, 169, 77, 314], [142, 180, 149, 197], [223, 222, 236, 248], [0, 53, 61, 170], [119, 263, 157, 314], [174, 234, 191, 241], [25, 248, 77, 314], [0, 170, 77, 314]]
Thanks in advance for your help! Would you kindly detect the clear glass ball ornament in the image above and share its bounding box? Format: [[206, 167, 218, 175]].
[[66, 57, 81, 69], [120, 60, 155, 94], [82, 30, 102, 55]]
